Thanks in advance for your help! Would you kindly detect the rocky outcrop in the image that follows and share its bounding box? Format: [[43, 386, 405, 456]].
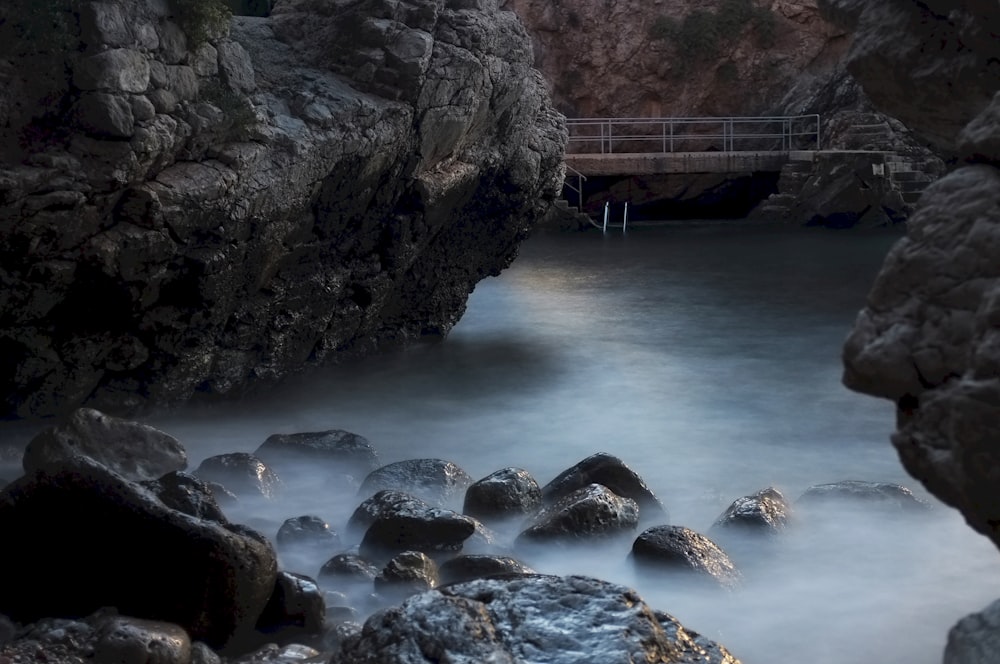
[[0, 0, 566, 419], [827, 0, 1000, 658]]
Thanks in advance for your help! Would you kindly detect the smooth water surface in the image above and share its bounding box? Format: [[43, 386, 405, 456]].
[[5, 225, 1000, 663]]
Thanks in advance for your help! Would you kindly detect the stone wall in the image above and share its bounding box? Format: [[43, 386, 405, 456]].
[[0, 0, 566, 418]]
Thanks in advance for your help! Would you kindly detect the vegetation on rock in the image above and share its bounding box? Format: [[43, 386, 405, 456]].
[[169, 0, 232, 46]]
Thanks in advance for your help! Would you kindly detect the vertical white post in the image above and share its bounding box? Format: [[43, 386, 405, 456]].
[[603, 201, 609, 233], [623, 202, 629, 232]]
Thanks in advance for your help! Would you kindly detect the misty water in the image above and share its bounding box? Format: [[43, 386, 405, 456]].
[[6, 224, 1000, 662]]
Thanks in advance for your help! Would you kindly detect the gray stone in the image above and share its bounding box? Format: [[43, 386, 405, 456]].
[[276, 514, 340, 550], [74, 49, 151, 93], [374, 550, 439, 600], [438, 554, 535, 585], [254, 429, 380, 480], [711, 487, 790, 534], [76, 91, 136, 138], [631, 525, 741, 589], [463, 466, 541, 523], [958, 91, 1000, 165], [159, 21, 188, 64], [359, 458, 473, 507], [23, 407, 187, 482], [191, 43, 219, 77], [217, 40, 256, 93], [255, 571, 325, 641], [797, 480, 927, 511], [359, 499, 477, 563], [165, 65, 199, 100], [194, 452, 282, 500], [516, 483, 639, 549], [541, 452, 666, 520], [79, 2, 133, 48], [945, 598, 1000, 664], [142, 471, 229, 523], [131, 94, 157, 122], [148, 88, 179, 113], [337, 575, 741, 663]]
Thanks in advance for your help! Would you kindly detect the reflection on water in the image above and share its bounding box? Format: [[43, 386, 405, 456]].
[[3, 225, 999, 663]]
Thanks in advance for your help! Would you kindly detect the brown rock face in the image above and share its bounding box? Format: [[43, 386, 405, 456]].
[[504, 0, 847, 118]]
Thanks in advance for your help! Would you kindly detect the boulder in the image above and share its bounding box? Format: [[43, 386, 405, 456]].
[[438, 554, 536, 585], [317, 553, 379, 590], [0, 611, 195, 664], [142, 471, 229, 523], [359, 503, 477, 564], [516, 483, 639, 549], [358, 459, 473, 507], [463, 466, 542, 523], [374, 551, 440, 601], [653, 610, 742, 664], [22, 407, 187, 482], [254, 429, 380, 480], [945, 598, 1000, 664], [797, 480, 927, 512], [194, 452, 282, 500], [336, 574, 741, 663], [254, 571, 325, 642], [710, 487, 790, 535], [0, 456, 278, 648], [276, 515, 340, 551], [541, 452, 666, 520], [631, 525, 741, 589], [345, 489, 428, 541]]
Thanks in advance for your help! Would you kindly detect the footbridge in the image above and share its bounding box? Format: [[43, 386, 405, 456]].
[[564, 114, 821, 176]]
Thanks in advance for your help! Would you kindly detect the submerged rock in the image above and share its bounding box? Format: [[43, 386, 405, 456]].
[[358, 459, 473, 507], [438, 555, 536, 586], [463, 466, 542, 523], [945, 598, 1000, 664], [22, 407, 187, 481], [711, 487, 790, 534], [254, 430, 379, 480], [194, 452, 282, 501], [336, 574, 741, 663], [0, 456, 277, 648], [631, 525, 741, 589], [142, 471, 229, 523], [541, 452, 666, 520], [797, 480, 927, 511], [516, 483, 639, 549], [276, 515, 340, 551]]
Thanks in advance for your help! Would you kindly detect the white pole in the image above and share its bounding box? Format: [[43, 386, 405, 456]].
[[603, 201, 609, 233], [623, 202, 628, 232]]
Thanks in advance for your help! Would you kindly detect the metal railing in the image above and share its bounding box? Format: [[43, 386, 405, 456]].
[[566, 114, 821, 154], [564, 162, 587, 210]]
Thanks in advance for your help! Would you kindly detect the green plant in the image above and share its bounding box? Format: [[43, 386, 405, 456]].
[[168, 0, 232, 46]]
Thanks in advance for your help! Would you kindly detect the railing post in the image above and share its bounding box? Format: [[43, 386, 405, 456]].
[[669, 119, 674, 153], [623, 202, 628, 232], [603, 201, 609, 233]]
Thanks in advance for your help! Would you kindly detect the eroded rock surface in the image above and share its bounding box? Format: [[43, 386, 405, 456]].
[[0, 0, 565, 419]]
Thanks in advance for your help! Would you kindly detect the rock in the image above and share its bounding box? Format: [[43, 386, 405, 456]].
[[463, 466, 541, 523], [0, 0, 565, 419], [0, 611, 194, 664], [653, 610, 742, 664], [142, 471, 229, 523], [254, 571, 325, 642], [231, 643, 323, 664], [797, 480, 928, 511], [254, 429, 379, 480], [0, 456, 278, 648], [194, 452, 282, 500], [438, 554, 536, 585], [631, 525, 741, 589], [541, 452, 666, 520], [516, 483, 639, 549], [358, 459, 473, 507], [22, 407, 187, 482], [359, 502, 477, 563], [317, 553, 379, 589], [276, 515, 340, 551], [345, 489, 429, 541], [958, 91, 1000, 165], [945, 598, 1000, 664], [336, 574, 742, 663], [710, 487, 790, 534], [374, 551, 440, 601]]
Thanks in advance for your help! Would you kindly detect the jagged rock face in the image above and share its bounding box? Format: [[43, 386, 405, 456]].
[[831, 2, 1000, 552], [0, 0, 566, 419], [504, 0, 847, 118]]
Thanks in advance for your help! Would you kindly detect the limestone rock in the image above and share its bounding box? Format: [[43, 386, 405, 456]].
[[336, 574, 742, 663], [22, 407, 187, 482], [516, 483, 639, 549], [631, 525, 741, 589], [0, 456, 278, 648], [541, 452, 666, 520]]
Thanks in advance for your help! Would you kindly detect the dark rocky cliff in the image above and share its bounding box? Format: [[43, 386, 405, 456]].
[[827, 0, 1000, 658], [0, 0, 566, 419]]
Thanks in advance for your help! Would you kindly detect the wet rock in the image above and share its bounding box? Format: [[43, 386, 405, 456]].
[[254, 430, 380, 480], [336, 574, 741, 663], [541, 452, 666, 520], [22, 407, 187, 482], [797, 480, 928, 511], [276, 515, 340, 551], [653, 610, 742, 664], [317, 553, 379, 590], [516, 483, 639, 549], [631, 525, 741, 589], [0, 611, 193, 664], [231, 643, 323, 663], [944, 598, 1000, 664], [358, 458, 473, 507], [142, 471, 229, 523], [345, 489, 428, 541], [359, 503, 476, 564], [194, 452, 282, 500], [439, 554, 536, 586], [254, 571, 325, 643], [711, 487, 790, 535], [0, 456, 277, 648], [463, 467, 541, 523], [374, 551, 439, 601]]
